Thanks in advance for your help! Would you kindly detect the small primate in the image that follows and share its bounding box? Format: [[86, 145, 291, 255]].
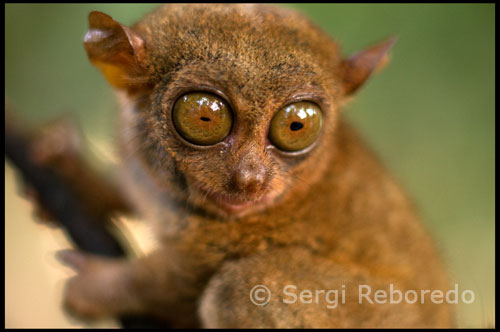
[[38, 4, 453, 328]]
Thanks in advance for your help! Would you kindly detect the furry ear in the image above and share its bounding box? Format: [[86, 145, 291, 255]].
[[340, 37, 397, 96], [83, 11, 149, 91]]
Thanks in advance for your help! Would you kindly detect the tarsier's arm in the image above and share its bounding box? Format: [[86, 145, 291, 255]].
[[62, 246, 425, 328]]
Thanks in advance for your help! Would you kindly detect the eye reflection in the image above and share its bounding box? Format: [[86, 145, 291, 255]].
[[296, 108, 307, 120]]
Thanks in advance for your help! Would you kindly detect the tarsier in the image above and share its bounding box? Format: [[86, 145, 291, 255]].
[[37, 4, 454, 328]]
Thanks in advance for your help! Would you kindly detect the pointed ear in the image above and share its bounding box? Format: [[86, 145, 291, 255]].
[[83, 11, 149, 91], [340, 37, 397, 96]]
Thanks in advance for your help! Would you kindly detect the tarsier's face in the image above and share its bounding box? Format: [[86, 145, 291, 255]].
[[84, 4, 392, 219], [147, 68, 336, 219], [167, 91, 324, 217], [157, 92, 328, 218]]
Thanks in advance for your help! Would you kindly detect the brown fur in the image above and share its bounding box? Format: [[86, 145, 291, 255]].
[[60, 4, 453, 328]]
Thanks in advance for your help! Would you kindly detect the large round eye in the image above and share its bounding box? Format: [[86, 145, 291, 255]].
[[173, 92, 232, 146], [269, 102, 323, 152]]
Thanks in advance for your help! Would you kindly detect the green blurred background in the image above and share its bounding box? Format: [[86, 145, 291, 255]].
[[5, 4, 494, 328]]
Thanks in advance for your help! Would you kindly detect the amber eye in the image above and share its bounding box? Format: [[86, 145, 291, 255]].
[[269, 102, 323, 152], [173, 92, 232, 145]]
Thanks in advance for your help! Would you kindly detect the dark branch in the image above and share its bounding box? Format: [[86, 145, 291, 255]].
[[5, 103, 167, 328]]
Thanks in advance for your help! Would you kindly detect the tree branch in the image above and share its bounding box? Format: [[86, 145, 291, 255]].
[[5, 102, 167, 328]]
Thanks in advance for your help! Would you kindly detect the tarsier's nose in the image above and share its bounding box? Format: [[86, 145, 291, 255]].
[[231, 162, 267, 195]]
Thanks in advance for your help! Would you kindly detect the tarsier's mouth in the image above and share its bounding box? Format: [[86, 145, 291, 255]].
[[205, 190, 272, 215], [190, 180, 273, 216]]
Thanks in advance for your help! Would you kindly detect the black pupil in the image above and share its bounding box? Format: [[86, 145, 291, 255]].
[[290, 122, 304, 131], [200, 117, 211, 122]]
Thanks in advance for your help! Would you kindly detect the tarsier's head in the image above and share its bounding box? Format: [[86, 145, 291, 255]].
[[84, 4, 394, 219]]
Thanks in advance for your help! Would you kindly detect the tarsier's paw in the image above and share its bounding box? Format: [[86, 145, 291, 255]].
[[57, 250, 129, 320]]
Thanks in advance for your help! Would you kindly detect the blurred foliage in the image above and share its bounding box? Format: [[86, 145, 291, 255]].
[[5, 4, 494, 327]]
